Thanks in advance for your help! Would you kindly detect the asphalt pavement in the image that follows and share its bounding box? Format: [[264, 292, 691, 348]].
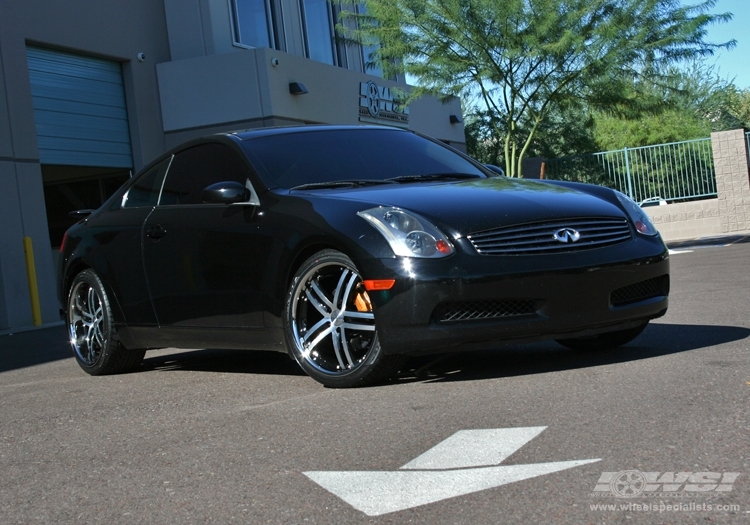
[[1, 235, 748, 524]]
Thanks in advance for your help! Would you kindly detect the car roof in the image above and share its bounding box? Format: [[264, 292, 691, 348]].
[[227, 124, 408, 141], [134, 125, 411, 179]]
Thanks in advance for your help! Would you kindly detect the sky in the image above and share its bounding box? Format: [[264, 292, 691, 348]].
[[691, 0, 750, 89]]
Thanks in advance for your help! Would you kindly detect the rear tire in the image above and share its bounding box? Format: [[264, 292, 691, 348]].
[[556, 322, 648, 351], [67, 269, 145, 375], [283, 250, 404, 387]]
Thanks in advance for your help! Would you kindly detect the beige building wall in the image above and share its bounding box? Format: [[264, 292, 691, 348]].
[[0, 0, 171, 331], [157, 47, 466, 150]]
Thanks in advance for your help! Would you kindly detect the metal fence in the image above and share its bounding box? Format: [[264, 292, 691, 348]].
[[544, 138, 717, 204]]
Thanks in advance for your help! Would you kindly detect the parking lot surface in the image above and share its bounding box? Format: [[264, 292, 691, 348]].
[[1, 239, 748, 524]]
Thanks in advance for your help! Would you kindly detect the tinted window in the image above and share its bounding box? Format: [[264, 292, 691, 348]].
[[232, 0, 275, 49], [160, 143, 249, 205], [303, 0, 335, 65], [241, 129, 484, 189], [122, 157, 171, 208]]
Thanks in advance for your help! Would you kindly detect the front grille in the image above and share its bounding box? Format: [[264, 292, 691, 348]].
[[611, 275, 670, 307], [432, 299, 537, 323], [467, 217, 632, 255]]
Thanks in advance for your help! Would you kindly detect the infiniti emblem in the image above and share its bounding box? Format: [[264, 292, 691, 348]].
[[553, 228, 581, 243]]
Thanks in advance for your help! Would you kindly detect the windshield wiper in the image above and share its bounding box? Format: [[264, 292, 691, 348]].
[[290, 179, 395, 190], [387, 173, 483, 183]]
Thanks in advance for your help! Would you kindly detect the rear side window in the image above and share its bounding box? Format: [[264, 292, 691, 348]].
[[122, 157, 171, 208], [159, 143, 249, 205]]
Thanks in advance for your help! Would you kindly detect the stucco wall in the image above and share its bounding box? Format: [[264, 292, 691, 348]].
[[157, 47, 466, 149], [0, 0, 171, 331]]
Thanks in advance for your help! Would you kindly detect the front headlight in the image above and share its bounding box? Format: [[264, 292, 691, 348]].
[[357, 206, 454, 258], [615, 191, 659, 236]]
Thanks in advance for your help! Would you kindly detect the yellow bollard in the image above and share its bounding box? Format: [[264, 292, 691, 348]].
[[23, 236, 42, 326]]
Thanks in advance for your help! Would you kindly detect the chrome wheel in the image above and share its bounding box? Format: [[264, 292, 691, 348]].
[[285, 250, 404, 387], [68, 278, 107, 367], [290, 260, 376, 375], [66, 269, 145, 375]]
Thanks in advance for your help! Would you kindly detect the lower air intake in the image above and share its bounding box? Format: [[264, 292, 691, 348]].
[[611, 275, 670, 307], [433, 299, 537, 323]]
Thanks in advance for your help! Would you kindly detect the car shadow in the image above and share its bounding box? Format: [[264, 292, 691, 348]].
[[2, 323, 746, 383], [392, 323, 750, 385], [137, 322, 747, 384], [141, 347, 306, 377]]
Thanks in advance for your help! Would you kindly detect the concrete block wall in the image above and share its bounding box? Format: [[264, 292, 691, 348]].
[[643, 199, 721, 242], [711, 129, 750, 233]]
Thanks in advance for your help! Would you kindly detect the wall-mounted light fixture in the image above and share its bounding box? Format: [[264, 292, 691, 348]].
[[289, 82, 309, 95], [449, 114, 462, 124]]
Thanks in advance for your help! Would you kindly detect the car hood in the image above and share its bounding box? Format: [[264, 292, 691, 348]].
[[297, 178, 627, 235]]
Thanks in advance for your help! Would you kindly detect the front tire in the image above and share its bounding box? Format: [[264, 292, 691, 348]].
[[556, 322, 649, 351], [283, 250, 403, 387], [67, 269, 145, 375]]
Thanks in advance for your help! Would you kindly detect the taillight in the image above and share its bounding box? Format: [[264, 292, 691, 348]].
[[59, 232, 68, 253]]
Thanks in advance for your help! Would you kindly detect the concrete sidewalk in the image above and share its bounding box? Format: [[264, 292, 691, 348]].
[[666, 231, 750, 249], [0, 323, 69, 373]]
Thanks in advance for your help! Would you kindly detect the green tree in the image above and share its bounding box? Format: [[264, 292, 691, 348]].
[[727, 88, 750, 128], [592, 60, 742, 149], [338, 0, 734, 176]]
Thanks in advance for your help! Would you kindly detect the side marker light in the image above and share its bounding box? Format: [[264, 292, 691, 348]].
[[363, 279, 396, 291]]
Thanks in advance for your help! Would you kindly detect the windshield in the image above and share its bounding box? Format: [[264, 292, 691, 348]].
[[240, 128, 485, 189]]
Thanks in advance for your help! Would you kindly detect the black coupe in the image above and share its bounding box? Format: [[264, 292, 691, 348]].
[[58, 125, 669, 387]]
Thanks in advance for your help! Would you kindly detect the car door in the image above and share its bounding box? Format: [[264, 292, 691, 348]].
[[142, 141, 272, 328], [88, 157, 171, 326]]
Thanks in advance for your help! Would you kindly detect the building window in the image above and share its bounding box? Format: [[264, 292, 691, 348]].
[[301, 0, 336, 65], [231, 0, 276, 49], [356, 3, 385, 78], [362, 43, 383, 78]]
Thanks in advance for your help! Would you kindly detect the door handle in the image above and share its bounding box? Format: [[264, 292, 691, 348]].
[[146, 224, 166, 239]]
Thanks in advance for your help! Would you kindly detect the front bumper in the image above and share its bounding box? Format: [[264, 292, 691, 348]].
[[358, 237, 669, 355]]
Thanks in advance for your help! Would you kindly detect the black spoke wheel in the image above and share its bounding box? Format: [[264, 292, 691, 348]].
[[284, 250, 403, 387], [67, 269, 145, 375], [556, 322, 649, 351]]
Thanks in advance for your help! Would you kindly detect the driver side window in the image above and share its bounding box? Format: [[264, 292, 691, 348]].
[[159, 143, 249, 205]]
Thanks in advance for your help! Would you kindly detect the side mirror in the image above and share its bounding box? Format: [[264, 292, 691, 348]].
[[202, 181, 251, 204]]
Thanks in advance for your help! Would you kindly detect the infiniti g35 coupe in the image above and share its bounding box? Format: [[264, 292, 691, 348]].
[[58, 125, 669, 387]]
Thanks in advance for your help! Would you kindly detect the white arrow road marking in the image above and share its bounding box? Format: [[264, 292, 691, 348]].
[[305, 459, 600, 516], [400, 427, 547, 470], [303, 427, 600, 516]]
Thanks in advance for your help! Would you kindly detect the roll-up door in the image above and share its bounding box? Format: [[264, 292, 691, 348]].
[[26, 46, 133, 168]]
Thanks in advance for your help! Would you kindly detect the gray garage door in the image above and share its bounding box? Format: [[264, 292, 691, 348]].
[[26, 46, 133, 168]]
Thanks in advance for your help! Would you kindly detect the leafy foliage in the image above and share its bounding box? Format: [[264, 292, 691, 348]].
[[592, 60, 743, 150], [727, 88, 750, 129], [337, 0, 734, 176]]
